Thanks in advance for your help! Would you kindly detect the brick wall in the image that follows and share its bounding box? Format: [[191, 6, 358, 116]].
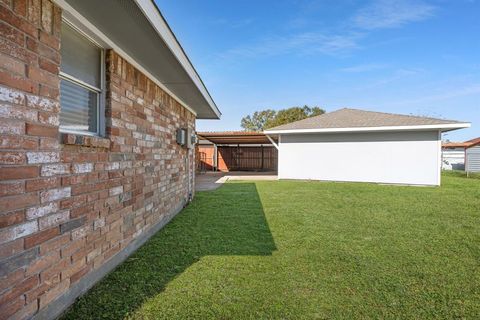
[[0, 1, 196, 318]]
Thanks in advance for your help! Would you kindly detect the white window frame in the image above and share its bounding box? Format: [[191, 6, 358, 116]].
[[59, 19, 106, 137]]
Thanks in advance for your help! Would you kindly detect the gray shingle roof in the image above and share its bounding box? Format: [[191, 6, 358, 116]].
[[266, 108, 465, 131]]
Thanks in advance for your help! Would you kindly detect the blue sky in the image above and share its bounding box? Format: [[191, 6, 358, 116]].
[[156, 0, 479, 141]]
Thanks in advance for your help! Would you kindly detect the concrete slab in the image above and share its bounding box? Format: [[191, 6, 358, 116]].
[[195, 171, 277, 191]]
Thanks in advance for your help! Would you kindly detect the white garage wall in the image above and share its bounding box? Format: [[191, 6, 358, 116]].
[[278, 131, 441, 185]]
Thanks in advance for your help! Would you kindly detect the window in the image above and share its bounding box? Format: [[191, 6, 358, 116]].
[[60, 22, 104, 135]]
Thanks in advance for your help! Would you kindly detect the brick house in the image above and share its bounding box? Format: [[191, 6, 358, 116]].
[[0, 0, 220, 318]]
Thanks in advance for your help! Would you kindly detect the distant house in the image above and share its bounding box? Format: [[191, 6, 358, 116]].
[[264, 108, 470, 186], [442, 138, 480, 171], [465, 139, 480, 173]]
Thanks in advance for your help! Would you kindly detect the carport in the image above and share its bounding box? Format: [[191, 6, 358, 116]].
[[197, 132, 278, 172]]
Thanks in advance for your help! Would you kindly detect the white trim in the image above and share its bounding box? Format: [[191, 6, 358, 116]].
[[53, 0, 198, 117], [265, 134, 279, 150], [59, 128, 101, 137], [133, 0, 220, 118], [264, 123, 471, 135], [437, 130, 442, 186], [60, 72, 101, 92]]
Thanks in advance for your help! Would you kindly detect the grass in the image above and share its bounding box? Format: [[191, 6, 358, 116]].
[[62, 174, 480, 319]]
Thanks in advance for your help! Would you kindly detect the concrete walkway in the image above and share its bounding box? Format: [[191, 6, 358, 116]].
[[195, 171, 278, 191]]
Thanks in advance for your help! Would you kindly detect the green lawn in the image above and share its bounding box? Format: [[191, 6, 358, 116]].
[[63, 173, 480, 319]]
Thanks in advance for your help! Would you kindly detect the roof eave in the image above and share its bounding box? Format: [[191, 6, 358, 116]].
[[264, 123, 471, 135], [53, 0, 221, 120], [134, 0, 221, 119]]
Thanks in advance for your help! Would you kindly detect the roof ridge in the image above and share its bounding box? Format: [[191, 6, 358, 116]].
[[337, 107, 461, 123], [264, 107, 469, 132]]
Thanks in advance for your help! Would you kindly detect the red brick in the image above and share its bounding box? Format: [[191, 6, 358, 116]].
[[70, 203, 94, 219], [13, 0, 27, 17], [39, 257, 68, 282], [0, 4, 37, 37], [37, 42, 59, 64], [38, 280, 69, 309], [24, 226, 59, 248], [25, 176, 59, 192], [0, 238, 23, 260], [26, 123, 58, 137], [0, 20, 25, 46], [0, 37, 37, 66], [0, 166, 38, 180], [25, 251, 59, 277], [0, 269, 24, 293], [0, 135, 38, 150], [0, 69, 37, 94], [0, 151, 26, 164], [24, 281, 50, 303], [0, 52, 25, 75], [27, 65, 58, 87], [61, 258, 85, 280], [0, 210, 24, 228], [38, 83, 58, 99], [9, 301, 38, 320], [0, 275, 38, 306], [38, 56, 58, 74], [39, 30, 59, 50], [39, 233, 69, 255], [0, 296, 25, 320], [70, 264, 91, 284], [60, 237, 84, 259], [25, 35, 37, 52], [39, 136, 59, 150], [0, 181, 24, 196]]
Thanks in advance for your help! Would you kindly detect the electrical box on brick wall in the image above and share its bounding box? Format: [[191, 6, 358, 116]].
[[176, 128, 186, 146], [186, 128, 197, 149], [177, 128, 197, 149]]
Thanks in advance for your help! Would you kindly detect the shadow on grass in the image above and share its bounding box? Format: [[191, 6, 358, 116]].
[[61, 182, 276, 319]]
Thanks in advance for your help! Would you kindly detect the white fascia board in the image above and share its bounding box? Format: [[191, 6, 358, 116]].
[[264, 123, 471, 135], [133, 0, 221, 118], [54, 0, 207, 118]]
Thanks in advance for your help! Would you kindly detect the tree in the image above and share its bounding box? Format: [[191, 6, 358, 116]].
[[240, 109, 276, 132], [241, 106, 325, 131]]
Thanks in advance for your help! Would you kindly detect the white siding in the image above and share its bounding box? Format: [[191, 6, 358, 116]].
[[278, 131, 441, 185], [442, 147, 465, 170], [466, 146, 480, 172]]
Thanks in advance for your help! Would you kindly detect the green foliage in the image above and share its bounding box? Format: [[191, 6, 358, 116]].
[[63, 174, 480, 319], [240, 109, 276, 132], [240, 105, 325, 131]]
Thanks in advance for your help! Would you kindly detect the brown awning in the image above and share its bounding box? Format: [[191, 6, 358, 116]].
[[198, 131, 275, 145]]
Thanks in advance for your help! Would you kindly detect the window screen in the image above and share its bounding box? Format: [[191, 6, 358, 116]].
[[60, 22, 102, 134]]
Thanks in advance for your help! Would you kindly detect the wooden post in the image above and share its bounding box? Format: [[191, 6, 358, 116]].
[[261, 145, 264, 170]]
